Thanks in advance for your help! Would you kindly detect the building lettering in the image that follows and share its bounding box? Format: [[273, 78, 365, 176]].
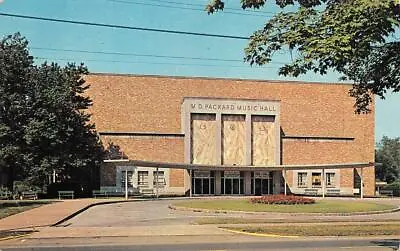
[[190, 103, 276, 112]]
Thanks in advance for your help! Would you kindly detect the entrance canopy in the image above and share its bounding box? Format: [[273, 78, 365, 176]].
[[104, 159, 376, 199], [104, 159, 375, 171]]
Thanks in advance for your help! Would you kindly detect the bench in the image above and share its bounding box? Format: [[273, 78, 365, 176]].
[[139, 188, 154, 195], [92, 190, 126, 198], [326, 188, 341, 196], [92, 190, 108, 198], [304, 188, 318, 196], [21, 191, 38, 200], [379, 190, 394, 197], [106, 191, 125, 197], [58, 190, 74, 199]]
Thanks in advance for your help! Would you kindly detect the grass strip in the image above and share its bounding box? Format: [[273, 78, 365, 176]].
[[195, 217, 400, 225], [0, 230, 36, 240], [0, 200, 54, 219], [226, 224, 400, 236], [174, 199, 396, 213]]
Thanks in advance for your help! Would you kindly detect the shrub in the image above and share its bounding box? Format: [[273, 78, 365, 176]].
[[250, 195, 315, 205], [13, 181, 41, 193]]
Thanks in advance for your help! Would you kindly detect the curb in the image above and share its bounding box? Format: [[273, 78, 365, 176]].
[[220, 228, 299, 238], [0, 233, 31, 242], [168, 205, 400, 216], [219, 228, 400, 239]]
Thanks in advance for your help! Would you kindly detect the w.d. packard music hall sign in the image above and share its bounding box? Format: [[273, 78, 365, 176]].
[[190, 103, 277, 113]]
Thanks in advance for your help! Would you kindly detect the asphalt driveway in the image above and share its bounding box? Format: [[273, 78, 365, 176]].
[[60, 199, 214, 227], [61, 198, 400, 227]]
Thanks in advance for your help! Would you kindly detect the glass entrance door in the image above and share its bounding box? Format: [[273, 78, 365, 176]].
[[252, 171, 273, 195], [221, 171, 244, 195], [254, 179, 272, 195], [224, 179, 232, 194], [192, 171, 215, 195]]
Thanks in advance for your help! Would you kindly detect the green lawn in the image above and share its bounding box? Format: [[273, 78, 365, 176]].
[[227, 224, 400, 236], [174, 199, 396, 213], [0, 200, 54, 219], [195, 217, 399, 225], [0, 230, 36, 239]]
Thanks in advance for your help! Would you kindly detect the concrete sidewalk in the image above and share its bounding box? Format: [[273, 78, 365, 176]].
[[0, 199, 126, 231], [30, 225, 231, 239]]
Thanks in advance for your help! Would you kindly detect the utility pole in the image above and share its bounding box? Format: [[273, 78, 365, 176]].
[[155, 167, 159, 199], [125, 170, 128, 200]]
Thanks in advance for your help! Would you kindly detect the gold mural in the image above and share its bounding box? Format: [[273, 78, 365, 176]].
[[191, 114, 217, 164], [252, 115, 275, 165], [222, 115, 245, 165]]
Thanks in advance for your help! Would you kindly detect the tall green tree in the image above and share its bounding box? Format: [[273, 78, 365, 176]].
[[0, 33, 104, 190], [0, 33, 34, 188], [375, 136, 400, 183], [24, 62, 104, 188], [206, 0, 400, 113]]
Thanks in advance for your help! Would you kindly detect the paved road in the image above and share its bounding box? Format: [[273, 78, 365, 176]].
[[3, 237, 400, 250]]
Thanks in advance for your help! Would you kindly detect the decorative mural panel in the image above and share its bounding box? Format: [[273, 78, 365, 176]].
[[222, 115, 246, 165], [191, 114, 216, 164], [252, 115, 275, 165]]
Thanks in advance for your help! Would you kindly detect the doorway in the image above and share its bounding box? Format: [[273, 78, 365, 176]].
[[192, 171, 215, 195], [221, 171, 244, 195], [252, 171, 273, 195]]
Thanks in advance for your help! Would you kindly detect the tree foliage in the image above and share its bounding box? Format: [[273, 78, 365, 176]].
[[206, 0, 400, 113], [0, 33, 104, 189], [104, 141, 128, 160], [375, 136, 400, 183], [0, 33, 33, 187]]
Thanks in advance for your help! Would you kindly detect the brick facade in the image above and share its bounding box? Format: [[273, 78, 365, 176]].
[[86, 73, 375, 196], [100, 136, 185, 187]]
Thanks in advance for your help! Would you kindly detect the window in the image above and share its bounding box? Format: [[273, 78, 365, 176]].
[[326, 173, 335, 187], [138, 171, 149, 186], [121, 171, 134, 188], [153, 171, 166, 186], [297, 172, 307, 187], [312, 173, 321, 187]]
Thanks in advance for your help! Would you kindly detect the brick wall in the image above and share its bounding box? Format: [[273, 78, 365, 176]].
[[86, 74, 375, 196], [100, 135, 184, 187], [85, 74, 374, 138]]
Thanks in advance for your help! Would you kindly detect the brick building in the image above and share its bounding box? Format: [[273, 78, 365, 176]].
[[86, 73, 375, 197]]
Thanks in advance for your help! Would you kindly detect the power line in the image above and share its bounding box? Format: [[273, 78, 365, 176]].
[[34, 56, 281, 69], [30, 47, 290, 65], [0, 12, 249, 40], [107, 0, 273, 17], [31, 47, 241, 62], [147, 0, 275, 14]]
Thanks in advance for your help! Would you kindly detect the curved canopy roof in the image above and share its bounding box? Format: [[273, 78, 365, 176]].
[[103, 159, 376, 171]]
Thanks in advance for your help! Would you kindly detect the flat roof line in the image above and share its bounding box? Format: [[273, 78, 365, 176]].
[[99, 131, 184, 137], [283, 135, 355, 141], [88, 72, 353, 86]]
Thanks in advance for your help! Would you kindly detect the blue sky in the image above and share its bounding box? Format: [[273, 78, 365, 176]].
[[0, 0, 398, 142]]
